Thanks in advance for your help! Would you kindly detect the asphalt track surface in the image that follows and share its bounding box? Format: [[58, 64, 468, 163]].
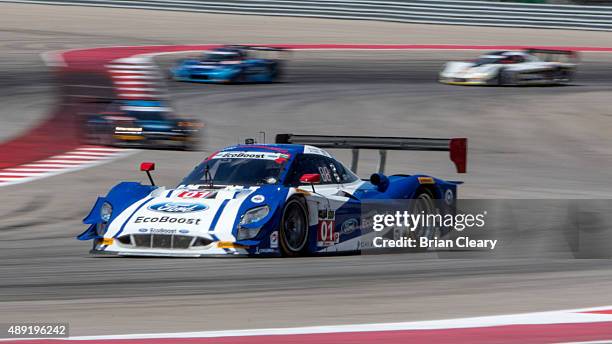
[[2, 3, 612, 337]]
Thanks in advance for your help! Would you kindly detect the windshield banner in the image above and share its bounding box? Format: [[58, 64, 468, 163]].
[[213, 151, 289, 160]]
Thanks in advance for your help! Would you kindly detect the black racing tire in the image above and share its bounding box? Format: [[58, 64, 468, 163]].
[[279, 197, 309, 257], [557, 68, 574, 84], [103, 126, 118, 147], [408, 188, 438, 252], [490, 69, 503, 86], [229, 69, 246, 84], [497, 69, 516, 86], [270, 62, 282, 82], [181, 137, 200, 151]]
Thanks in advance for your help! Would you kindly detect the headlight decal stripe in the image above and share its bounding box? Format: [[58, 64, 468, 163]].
[[112, 197, 154, 239], [209, 199, 230, 233]]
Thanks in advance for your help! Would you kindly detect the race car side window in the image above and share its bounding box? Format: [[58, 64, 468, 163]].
[[286, 154, 340, 185], [330, 159, 359, 184], [501, 55, 525, 64]]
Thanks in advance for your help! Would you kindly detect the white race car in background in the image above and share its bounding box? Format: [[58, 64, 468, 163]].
[[439, 49, 578, 86]]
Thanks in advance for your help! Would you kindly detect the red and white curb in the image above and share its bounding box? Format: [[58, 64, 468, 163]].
[[106, 57, 167, 100], [3, 305, 612, 343], [0, 146, 135, 187]]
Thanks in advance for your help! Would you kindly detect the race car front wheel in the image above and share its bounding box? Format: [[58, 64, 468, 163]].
[[556, 68, 574, 83], [496, 69, 516, 86], [279, 198, 309, 257]]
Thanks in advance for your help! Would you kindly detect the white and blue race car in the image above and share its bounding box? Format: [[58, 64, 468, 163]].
[[78, 134, 467, 257], [439, 49, 578, 86]]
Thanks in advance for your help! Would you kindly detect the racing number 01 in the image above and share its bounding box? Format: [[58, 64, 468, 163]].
[[317, 219, 336, 246]]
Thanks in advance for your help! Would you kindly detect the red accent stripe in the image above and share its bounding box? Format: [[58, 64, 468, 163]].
[[4, 322, 612, 344], [582, 309, 612, 314]]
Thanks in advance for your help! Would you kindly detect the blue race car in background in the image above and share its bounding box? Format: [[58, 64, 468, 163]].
[[85, 99, 203, 150], [170, 45, 285, 83], [78, 134, 467, 257]]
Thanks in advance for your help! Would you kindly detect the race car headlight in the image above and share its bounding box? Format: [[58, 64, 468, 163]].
[[100, 202, 113, 222], [470, 73, 488, 79], [239, 206, 270, 226], [237, 227, 261, 240]]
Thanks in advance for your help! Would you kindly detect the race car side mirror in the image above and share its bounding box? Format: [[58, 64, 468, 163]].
[[140, 162, 155, 172], [140, 162, 156, 186], [300, 173, 320, 184], [370, 173, 389, 192], [300, 173, 320, 193]]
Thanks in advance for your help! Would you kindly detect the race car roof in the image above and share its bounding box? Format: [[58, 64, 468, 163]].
[[118, 100, 173, 112], [481, 51, 528, 58], [208, 50, 241, 55], [217, 144, 331, 157]]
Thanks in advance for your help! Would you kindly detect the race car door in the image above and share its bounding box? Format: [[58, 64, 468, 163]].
[[288, 154, 362, 253]]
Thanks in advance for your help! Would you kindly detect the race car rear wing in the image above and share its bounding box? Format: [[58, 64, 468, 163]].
[[524, 48, 579, 62], [275, 134, 467, 174], [224, 45, 287, 52], [224, 45, 288, 59]]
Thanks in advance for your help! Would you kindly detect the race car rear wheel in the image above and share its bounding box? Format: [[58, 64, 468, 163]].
[[408, 189, 438, 252], [230, 69, 246, 84], [269, 63, 282, 82], [279, 198, 309, 257]]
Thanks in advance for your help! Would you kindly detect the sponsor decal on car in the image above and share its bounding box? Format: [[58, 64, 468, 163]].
[[213, 151, 287, 160], [445, 189, 454, 205], [134, 216, 202, 225], [318, 209, 335, 220], [148, 202, 208, 213], [357, 239, 375, 250], [341, 218, 359, 235], [417, 177, 435, 184], [270, 231, 279, 249], [149, 228, 178, 234], [256, 248, 277, 254], [303, 145, 332, 157], [178, 191, 213, 199], [251, 195, 265, 203]]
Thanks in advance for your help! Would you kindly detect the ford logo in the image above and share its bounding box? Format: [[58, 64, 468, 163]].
[[148, 202, 208, 213], [341, 218, 359, 234]]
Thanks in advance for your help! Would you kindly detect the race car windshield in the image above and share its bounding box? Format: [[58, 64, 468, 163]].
[[473, 57, 503, 66], [124, 111, 172, 121], [203, 52, 240, 62], [181, 155, 289, 187]]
